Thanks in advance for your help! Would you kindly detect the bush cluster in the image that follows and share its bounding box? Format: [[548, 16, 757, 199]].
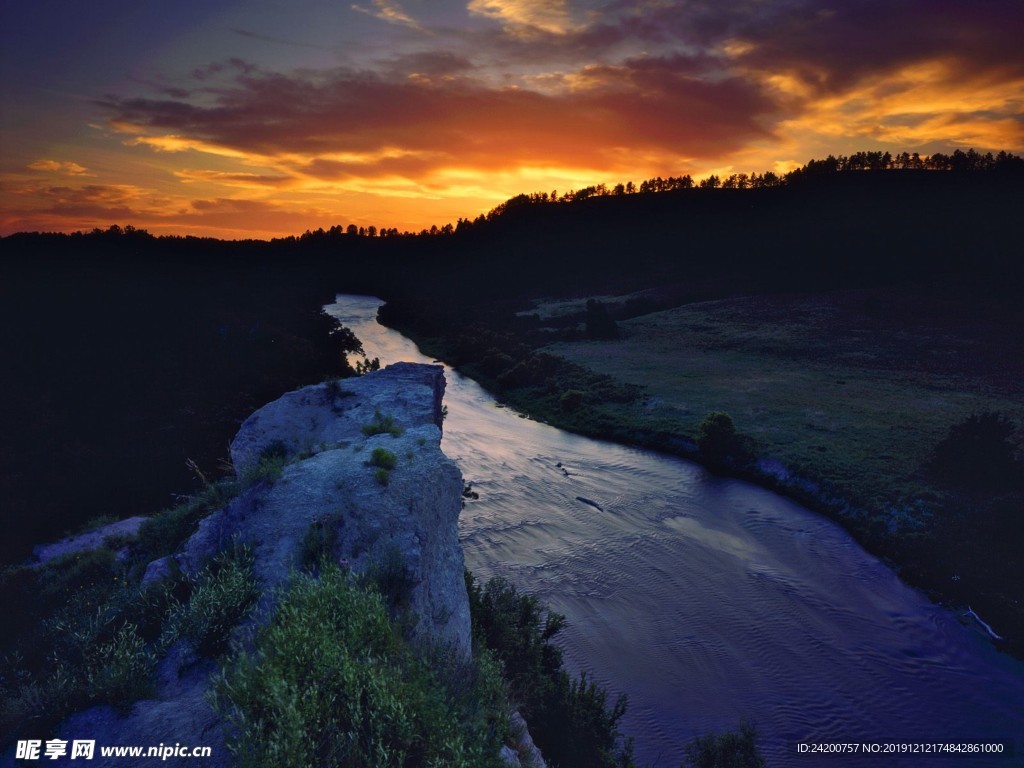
[[369, 447, 399, 486], [466, 572, 635, 768], [0, 537, 258, 745], [362, 410, 404, 437], [163, 542, 259, 657], [214, 565, 509, 768]]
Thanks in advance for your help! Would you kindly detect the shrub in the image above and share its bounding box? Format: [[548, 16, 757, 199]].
[[299, 513, 343, 572], [213, 566, 506, 768], [696, 412, 741, 468], [928, 411, 1022, 491], [370, 447, 398, 470], [362, 409, 403, 437], [164, 542, 259, 657], [353, 356, 381, 375], [230, 440, 291, 489], [0, 554, 179, 739], [585, 299, 618, 340], [681, 722, 766, 768], [359, 545, 416, 610], [135, 480, 238, 561], [466, 572, 635, 768], [560, 389, 585, 413], [84, 623, 156, 711]]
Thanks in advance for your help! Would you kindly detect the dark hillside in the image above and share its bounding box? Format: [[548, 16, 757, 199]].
[[0, 234, 362, 563], [401, 170, 1022, 305]]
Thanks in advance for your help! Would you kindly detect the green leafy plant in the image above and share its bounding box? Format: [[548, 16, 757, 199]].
[[362, 409, 403, 437], [0, 552, 185, 740], [299, 513, 344, 572], [240, 442, 289, 488], [466, 572, 635, 768], [84, 623, 156, 711], [213, 566, 507, 768], [359, 546, 416, 610], [681, 722, 766, 768], [163, 542, 259, 657], [369, 447, 398, 486], [135, 480, 239, 561], [370, 447, 398, 469]]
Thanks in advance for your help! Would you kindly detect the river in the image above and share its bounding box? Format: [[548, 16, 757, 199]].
[[325, 295, 1024, 767]]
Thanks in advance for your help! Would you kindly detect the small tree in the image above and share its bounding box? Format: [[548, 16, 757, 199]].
[[696, 412, 740, 467], [585, 299, 618, 339], [682, 722, 765, 768], [928, 412, 1022, 491]]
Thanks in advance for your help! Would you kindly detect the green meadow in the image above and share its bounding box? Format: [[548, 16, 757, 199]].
[[543, 287, 1023, 522]]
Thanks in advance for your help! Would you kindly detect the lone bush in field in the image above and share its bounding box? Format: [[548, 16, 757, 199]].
[[696, 412, 741, 468], [928, 411, 1022, 491]]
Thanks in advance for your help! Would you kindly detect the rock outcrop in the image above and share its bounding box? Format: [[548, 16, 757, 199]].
[[47, 363, 472, 766], [180, 361, 470, 654]]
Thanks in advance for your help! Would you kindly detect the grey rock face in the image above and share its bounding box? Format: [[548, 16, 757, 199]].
[[32, 516, 147, 565], [49, 363, 472, 764], [224, 361, 469, 653]]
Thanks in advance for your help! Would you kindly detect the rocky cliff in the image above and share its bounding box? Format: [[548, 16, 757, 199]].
[[42, 363, 479, 766]]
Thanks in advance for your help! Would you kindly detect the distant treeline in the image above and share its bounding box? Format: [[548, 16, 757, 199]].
[[11, 148, 1019, 245], [299, 147, 1023, 238], [472, 148, 1024, 227]]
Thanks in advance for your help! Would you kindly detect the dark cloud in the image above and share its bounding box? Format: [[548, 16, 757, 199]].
[[729, 0, 1024, 93], [37, 184, 145, 206], [101, 54, 776, 174], [468, 1, 1023, 95], [377, 50, 477, 77], [580, 0, 1024, 94]]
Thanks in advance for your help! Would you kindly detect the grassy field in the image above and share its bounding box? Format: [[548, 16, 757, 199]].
[[543, 287, 1023, 523], [544, 286, 1024, 514]]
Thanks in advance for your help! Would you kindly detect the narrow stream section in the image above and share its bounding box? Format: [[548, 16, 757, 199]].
[[326, 295, 1024, 767]]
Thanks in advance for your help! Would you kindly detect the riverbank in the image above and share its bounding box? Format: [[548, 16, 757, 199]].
[[377, 285, 1024, 658]]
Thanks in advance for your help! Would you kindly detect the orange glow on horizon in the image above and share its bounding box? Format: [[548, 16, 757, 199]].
[[3, 18, 1022, 240]]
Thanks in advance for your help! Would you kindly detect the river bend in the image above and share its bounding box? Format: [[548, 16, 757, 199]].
[[326, 295, 1024, 767]]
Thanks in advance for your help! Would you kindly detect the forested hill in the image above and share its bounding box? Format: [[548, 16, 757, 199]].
[[378, 167, 1024, 308]]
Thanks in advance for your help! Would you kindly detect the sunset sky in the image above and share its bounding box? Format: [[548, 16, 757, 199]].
[[2, 0, 1022, 239]]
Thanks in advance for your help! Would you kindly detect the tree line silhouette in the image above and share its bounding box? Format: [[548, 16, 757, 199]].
[[13, 148, 1017, 246]]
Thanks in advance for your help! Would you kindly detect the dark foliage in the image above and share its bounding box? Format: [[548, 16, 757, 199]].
[[681, 723, 766, 768], [466, 572, 635, 768], [0, 235, 363, 564], [696, 412, 741, 469], [928, 412, 1022, 491], [586, 299, 618, 339]]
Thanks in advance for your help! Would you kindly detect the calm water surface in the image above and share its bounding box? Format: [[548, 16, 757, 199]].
[[326, 295, 1024, 768]]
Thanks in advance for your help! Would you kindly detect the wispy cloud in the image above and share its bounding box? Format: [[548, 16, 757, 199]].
[[27, 160, 93, 176], [467, 0, 575, 36], [352, 0, 426, 31]]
